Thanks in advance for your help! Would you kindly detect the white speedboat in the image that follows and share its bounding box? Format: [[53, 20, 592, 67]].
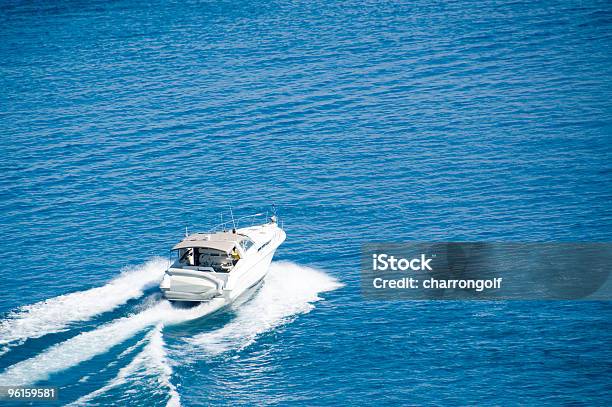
[[160, 215, 286, 302]]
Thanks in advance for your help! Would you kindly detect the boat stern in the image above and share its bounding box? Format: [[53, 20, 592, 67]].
[[160, 267, 229, 302]]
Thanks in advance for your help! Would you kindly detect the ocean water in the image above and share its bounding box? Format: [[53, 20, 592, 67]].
[[1, 0, 611, 405]]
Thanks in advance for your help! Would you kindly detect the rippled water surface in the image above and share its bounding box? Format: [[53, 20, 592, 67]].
[[1, 0, 611, 405]]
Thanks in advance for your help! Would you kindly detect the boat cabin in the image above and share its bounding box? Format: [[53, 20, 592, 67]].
[[171, 231, 255, 273]]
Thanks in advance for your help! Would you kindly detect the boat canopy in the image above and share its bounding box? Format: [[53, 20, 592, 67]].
[[172, 231, 246, 253]]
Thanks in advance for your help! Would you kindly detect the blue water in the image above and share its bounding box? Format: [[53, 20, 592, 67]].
[[1, 0, 611, 405]]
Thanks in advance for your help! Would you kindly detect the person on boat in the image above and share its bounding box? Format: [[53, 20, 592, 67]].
[[231, 247, 240, 264]]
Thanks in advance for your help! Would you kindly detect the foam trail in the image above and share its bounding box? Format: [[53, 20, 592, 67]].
[[0, 298, 225, 387], [187, 261, 342, 355], [0, 257, 169, 355], [0, 262, 341, 386], [70, 325, 180, 407]]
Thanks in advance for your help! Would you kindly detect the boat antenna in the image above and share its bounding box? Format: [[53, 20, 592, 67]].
[[221, 213, 224, 232], [229, 206, 236, 230], [185, 226, 189, 237]]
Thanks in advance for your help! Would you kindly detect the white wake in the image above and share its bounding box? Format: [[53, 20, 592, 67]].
[[0, 261, 341, 391], [70, 325, 180, 407], [186, 261, 342, 355], [0, 298, 225, 387], [0, 258, 169, 355]]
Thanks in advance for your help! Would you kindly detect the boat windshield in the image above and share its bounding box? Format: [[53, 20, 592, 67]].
[[239, 238, 255, 252]]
